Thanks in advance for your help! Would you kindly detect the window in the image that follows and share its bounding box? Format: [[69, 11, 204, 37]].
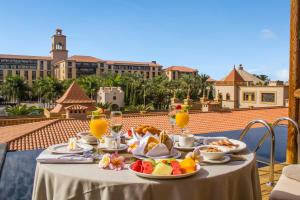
[[243, 92, 256, 102], [40, 70, 43, 77], [226, 93, 230, 100], [56, 42, 63, 50], [68, 68, 72, 79], [0, 70, 3, 81], [113, 96, 117, 100], [16, 70, 20, 76], [47, 71, 51, 76], [24, 71, 28, 80], [68, 62, 72, 67], [261, 92, 276, 103], [32, 71, 36, 80], [7, 70, 12, 76], [218, 93, 223, 100]]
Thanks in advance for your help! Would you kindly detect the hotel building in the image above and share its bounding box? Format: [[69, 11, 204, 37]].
[[0, 29, 163, 85], [164, 66, 198, 80], [215, 65, 289, 109]]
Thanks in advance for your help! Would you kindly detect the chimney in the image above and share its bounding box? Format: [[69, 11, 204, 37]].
[[238, 64, 243, 70], [151, 61, 157, 64]]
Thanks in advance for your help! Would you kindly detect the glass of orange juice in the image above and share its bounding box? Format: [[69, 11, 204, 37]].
[[175, 109, 189, 134], [90, 114, 108, 151]]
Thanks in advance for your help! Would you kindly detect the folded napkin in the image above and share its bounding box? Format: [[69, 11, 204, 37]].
[[37, 152, 94, 164], [146, 143, 170, 157]]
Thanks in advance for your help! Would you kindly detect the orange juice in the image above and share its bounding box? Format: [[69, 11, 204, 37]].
[[90, 119, 108, 139], [176, 111, 189, 129]]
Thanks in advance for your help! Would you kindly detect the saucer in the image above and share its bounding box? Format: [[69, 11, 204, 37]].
[[174, 142, 200, 151], [78, 138, 98, 145], [202, 155, 230, 164], [98, 143, 128, 152]]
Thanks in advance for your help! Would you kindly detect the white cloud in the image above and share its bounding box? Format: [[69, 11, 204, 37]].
[[275, 68, 289, 81], [260, 29, 277, 40]]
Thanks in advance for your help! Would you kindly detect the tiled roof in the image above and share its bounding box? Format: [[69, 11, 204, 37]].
[[68, 55, 103, 63], [223, 67, 245, 82], [0, 54, 52, 60], [105, 60, 161, 67], [65, 105, 88, 110], [236, 67, 264, 84], [56, 81, 95, 104], [0, 120, 58, 143], [165, 66, 198, 73], [3, 107, 287, 151]]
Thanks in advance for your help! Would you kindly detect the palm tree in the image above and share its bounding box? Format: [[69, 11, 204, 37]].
[[1, 75, 29, 103], [77, 75, 101, 99]]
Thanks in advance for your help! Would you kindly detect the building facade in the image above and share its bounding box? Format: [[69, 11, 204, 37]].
[[97, 87, 125, 109], [0, 29, 163, 84], [164, 66, 198, 80], [215, 67, 289, 109]]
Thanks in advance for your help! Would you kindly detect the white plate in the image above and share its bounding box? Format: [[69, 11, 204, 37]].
[[78, 138, 98, 145], [132, 151, 181, 160], [48, 143, 94, 154], [203, 139, 247, 153], [129, 163, 201, 179], [202, 155, 231, 164], [173, 142, 200, 151], [98, 144, 128, 152]]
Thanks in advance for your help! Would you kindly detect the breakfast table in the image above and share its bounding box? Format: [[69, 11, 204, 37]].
[[32, 149, 261, 200]]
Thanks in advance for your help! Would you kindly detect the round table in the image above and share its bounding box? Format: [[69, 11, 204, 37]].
[[32, 151, 261, 200]]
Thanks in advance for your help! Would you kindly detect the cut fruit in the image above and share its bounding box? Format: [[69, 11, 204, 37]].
[[152, 163, 173, 176]]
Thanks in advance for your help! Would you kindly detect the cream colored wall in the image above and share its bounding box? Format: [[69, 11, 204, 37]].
[[238, 86, 288, 108], [97, 87, 125, 108], [215, 85, 237, 109]]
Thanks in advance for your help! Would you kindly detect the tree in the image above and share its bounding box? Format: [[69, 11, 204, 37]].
[[253, 74, 270, 85], [77, 76, 101, 99], [0, 75, 29, 103]]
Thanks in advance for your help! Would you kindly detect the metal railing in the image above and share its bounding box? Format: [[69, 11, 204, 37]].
[[272, 117, 300, 163], [239, 119, 275, 186]]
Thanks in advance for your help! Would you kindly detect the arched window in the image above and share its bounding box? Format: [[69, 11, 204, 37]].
[[226, 93, 230, 101], [218, 93, 223, 100], [56, 42, 63, 50]]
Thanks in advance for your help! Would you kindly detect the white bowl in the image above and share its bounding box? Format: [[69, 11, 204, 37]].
[[197, 145, 229, 160], [77, 131, 97, 142]]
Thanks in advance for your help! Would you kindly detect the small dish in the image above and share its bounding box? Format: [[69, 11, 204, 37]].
[[202, 155, 231, 164], [174, 142, 200, 151], [197, 145, 229, 160], [98, 143, 128, 152], [48, 143, 93, 154]]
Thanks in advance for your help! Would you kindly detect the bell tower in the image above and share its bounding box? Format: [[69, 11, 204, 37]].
[[50, 28, 68, 64]]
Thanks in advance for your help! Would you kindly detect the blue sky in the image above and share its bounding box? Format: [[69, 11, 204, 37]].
[[0, 0, 290, 80]]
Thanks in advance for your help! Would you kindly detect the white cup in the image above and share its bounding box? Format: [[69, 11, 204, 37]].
[[104, 136, 120, 149], [178, 134, 195, 147]]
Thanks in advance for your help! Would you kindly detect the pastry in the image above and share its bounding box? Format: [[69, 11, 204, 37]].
[[159, 131, 173, 151], [144, 136, 159, 154]]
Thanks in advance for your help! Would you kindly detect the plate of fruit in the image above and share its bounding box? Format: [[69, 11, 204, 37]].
[[129, 158, 201, 179]]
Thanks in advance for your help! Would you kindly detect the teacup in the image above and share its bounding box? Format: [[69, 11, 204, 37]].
[[104, 136, 120, 149], [178, 134, 195, 147]]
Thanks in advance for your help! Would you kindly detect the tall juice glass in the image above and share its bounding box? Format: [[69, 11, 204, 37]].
[[175, 110, 189, 134], [90, 114, 108, 152]]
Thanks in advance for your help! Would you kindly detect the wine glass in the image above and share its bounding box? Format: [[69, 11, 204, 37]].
[[90, 114, 108, 152], [110, 111, 123, 146], [168, 105, 176, 134], [175, 108, 189, 135]]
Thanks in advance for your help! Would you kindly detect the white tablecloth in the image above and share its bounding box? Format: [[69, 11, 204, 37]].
[[32, 151, 261, 200]]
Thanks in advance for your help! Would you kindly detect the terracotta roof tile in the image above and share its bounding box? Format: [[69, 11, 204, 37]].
[[0, 119, 58, 143], [223, 67, 245, 82], [56, 81, 95, 104], [0, 54, 52, 60], [68, 55, 103, 63], [5, 107, 287, 151], [165, 66, 198, 73]]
